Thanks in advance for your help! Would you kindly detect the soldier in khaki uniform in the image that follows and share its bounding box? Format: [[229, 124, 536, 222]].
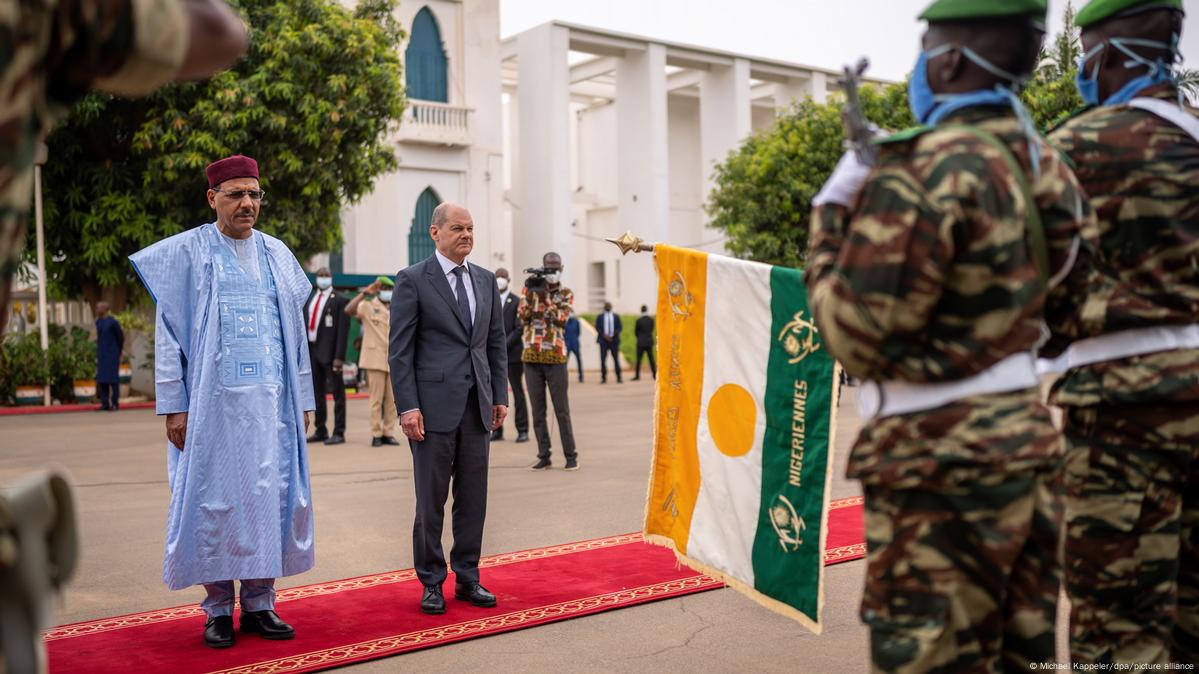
[[806, 0, 1098, 670], [346, 276, 400, 446], [0, 0, 248, 331], [1045, 0, 1199, 665]]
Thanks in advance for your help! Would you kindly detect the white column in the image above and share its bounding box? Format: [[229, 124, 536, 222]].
[[699, 58, 751, 251], [616, 42, 668, 312], [773, 77, 811, 112], [516, 23, 572, 276], [809, 71, 829, 104]]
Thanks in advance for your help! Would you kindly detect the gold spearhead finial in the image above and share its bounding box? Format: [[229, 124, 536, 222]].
[[606, 231, 653, 255]]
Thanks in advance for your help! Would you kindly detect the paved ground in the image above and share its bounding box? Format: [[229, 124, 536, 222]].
[[1, 376, 874, 672]]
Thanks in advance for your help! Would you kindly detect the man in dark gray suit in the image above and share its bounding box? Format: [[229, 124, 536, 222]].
[[388, 202, 508, 615]]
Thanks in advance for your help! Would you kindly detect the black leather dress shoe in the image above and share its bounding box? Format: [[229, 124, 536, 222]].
[[239, 610, 294, 640], [204, 615, 235, 648], [306, 433, 328, 443], [455, 582, 497, 608], [324, 435, 345, 445], [491, 429, 504, 441], [421, 585, 446, 614], [515, 432, 529, 443], [371, 437, 383, 447], [381, 436, 401, 446]]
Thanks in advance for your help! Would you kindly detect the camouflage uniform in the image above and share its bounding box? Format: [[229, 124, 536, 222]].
[[807, 108, 1097, 672], [0, 0, 187, 328], [1048, 84, 1199, 665]]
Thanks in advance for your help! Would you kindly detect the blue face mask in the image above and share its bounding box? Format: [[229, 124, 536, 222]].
[[1076, 43, 1104, 106], [1076, 36, 1178, 106], [908, 45, 952, 124], [908, 41, 1043, 176]]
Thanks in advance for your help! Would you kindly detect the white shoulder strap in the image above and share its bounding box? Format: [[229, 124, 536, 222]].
[[1129, 97, 1199, 145]]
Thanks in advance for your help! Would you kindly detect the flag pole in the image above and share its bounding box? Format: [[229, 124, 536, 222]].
[[605, 231, 654, 255]]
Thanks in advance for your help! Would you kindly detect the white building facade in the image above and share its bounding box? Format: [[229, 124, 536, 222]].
[[338, 0, 506, 281], [342, 11, 874, 313]]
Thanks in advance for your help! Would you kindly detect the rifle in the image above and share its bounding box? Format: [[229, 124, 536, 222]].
[[841, 58, 880, 165]]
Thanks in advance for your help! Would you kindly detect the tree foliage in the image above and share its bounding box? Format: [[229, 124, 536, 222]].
[[706, 83, 914, 269], [707, 5, 1088, 268], [37, 0, 406, 306]]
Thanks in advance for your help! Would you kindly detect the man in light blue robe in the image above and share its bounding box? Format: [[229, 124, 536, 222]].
[[129, 155, 316, 649]]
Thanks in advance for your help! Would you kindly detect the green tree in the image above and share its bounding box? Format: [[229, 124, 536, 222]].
[[37, 0, 406, 308], [707, 4, 1087, 268], [706, 83, 914, 268]]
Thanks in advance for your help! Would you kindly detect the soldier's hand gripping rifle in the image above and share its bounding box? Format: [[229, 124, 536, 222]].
[[841, 58, 880, 165], [811, 59, 880, 209]]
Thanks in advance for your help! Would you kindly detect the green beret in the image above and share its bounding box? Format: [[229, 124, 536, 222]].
[[375, 275, 394, 287], [919, 0, 1048, 23], [1076, 0, 1183, 28]]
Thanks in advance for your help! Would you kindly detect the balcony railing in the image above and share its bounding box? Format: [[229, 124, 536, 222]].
[[396, 101, 472, 146]]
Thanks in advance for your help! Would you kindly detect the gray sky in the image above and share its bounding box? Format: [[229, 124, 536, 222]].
[[501, 0, 1199, 83]]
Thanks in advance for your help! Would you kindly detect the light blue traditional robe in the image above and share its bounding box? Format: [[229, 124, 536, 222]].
[[130, 223, 316, 590]]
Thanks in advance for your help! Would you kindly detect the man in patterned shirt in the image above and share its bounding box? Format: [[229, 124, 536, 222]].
[[518, 251, 578, 471], [0, 0, 248, 331], [805, 0, 1097, 670], [1046, 0, 1199, 664]]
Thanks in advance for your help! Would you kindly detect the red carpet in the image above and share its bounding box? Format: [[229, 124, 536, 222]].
[[0, 393, 368, 416], [47, 498, 864, 673]]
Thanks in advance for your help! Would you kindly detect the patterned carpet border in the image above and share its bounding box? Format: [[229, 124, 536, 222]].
[[45, 498, 864, 642]]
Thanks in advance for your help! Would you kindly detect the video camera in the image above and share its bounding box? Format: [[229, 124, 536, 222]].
[[524, 267, 554, 293]]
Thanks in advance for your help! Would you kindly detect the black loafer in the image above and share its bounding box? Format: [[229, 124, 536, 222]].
[[204, 615, 235, 648], [381, 436, 401, 446], [421, 585, 446, 614], [324, 435, 345, 445], [515, 432, 529, 443], [371, 437, 383, 447], [306, 433, 328, 443], [454, 582, 497, 607], [239, 610, 294, 640]]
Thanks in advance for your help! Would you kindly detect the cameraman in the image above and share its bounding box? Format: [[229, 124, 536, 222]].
[[517, 252, 579, 471]]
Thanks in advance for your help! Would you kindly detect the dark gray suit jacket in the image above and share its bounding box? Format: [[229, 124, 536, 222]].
[[388, 255, 508, 434]]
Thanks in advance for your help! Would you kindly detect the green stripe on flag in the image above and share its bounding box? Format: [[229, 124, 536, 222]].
[[751, 265, 835, 620]]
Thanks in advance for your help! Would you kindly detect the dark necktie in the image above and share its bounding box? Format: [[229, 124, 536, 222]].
[[451, 266, 472, 333]]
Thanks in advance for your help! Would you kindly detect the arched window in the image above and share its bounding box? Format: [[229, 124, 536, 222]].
[[408, 187, 441, 265], [405, 7, 448, 103]]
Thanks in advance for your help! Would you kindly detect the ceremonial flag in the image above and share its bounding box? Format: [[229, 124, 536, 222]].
[[644, 244, 837, 633]]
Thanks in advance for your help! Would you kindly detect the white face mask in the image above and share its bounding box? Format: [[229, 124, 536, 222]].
[[316, 277, 333, 290], [497, 278, 509, 292], [545, 273, 561, 285], [379, 290, 393, 302]]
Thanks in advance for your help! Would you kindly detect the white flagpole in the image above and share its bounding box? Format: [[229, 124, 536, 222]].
[[34, 143, 49, 406]]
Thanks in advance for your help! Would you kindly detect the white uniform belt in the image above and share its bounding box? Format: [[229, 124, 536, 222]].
[[1036, 324, 1199, 375], [856, 352, 1040, 420]]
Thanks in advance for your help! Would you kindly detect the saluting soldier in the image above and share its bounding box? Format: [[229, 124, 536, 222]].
[[1045, 0, 1199, 665], [805, 0, 1097, 670]]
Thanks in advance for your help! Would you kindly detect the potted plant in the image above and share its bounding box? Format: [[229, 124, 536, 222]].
[[69, 326, 97, 403], [5, 334, 49, 405]]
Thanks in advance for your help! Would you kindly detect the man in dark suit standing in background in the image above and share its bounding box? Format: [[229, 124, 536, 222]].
[[596, 302, 622, 384], [389, 202, 507, 616], [633, 305, 656, 381], [94, 301, 124, 410], [492, 268, 528, 443], [306, 266, 350, 445]]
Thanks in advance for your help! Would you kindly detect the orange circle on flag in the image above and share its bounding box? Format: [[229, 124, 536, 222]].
[[707, 383, 756, 457]]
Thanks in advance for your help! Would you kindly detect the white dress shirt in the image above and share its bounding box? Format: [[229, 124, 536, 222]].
[[306, 287, 332, 343], [434, 249, 476, 323]]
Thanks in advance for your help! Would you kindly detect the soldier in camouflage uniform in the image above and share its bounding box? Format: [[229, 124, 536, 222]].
[[805, 0, 1098, 671], [1045, 0, 1199, 665], [0, 0, 248, 331]]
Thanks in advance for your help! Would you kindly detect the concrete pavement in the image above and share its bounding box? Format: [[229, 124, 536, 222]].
[[0, 376, 871, 672]]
